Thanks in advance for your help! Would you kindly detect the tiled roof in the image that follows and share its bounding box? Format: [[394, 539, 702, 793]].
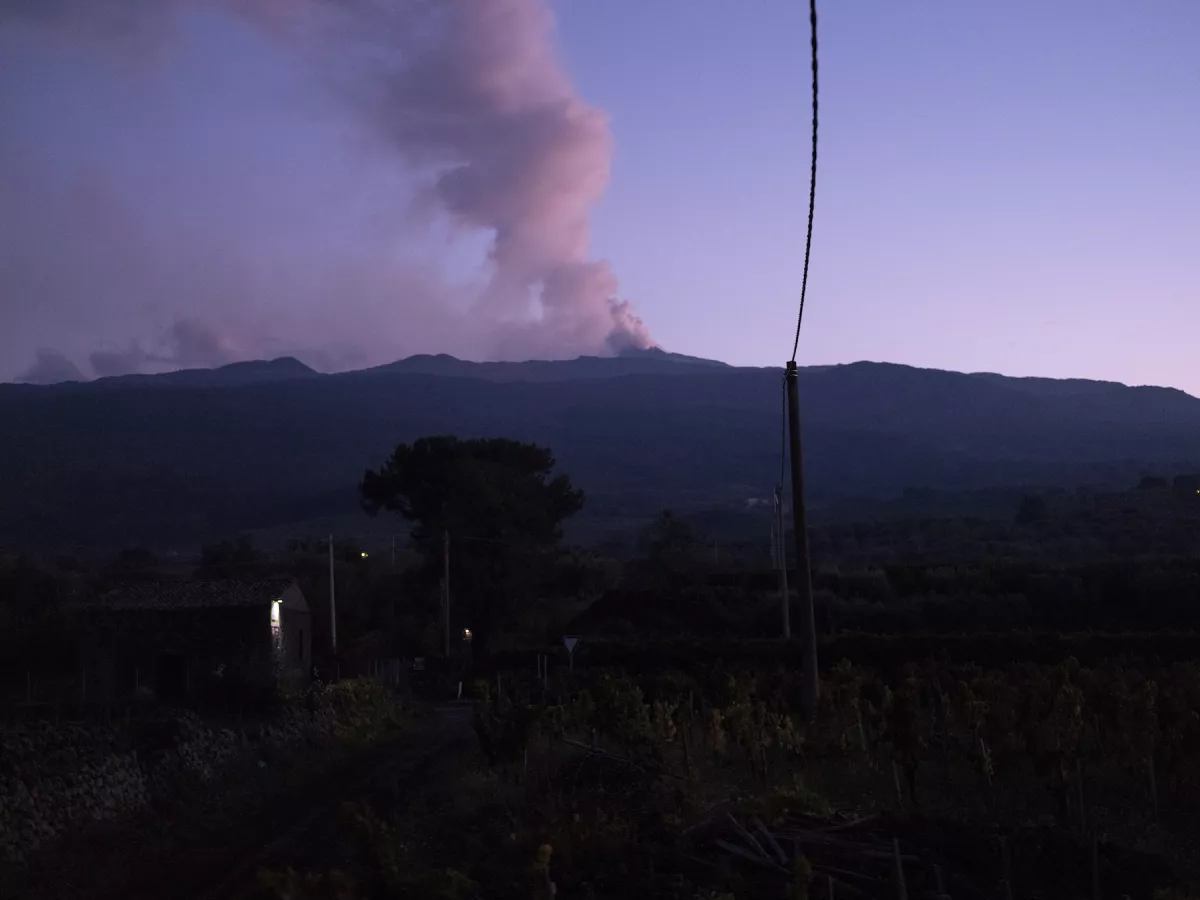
[[92, 578, 296, 611]]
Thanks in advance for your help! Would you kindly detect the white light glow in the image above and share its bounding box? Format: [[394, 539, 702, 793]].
[[270, 599, 281, 629]]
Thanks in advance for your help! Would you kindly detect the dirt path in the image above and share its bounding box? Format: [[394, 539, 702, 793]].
[[4, 703, 475, 900]]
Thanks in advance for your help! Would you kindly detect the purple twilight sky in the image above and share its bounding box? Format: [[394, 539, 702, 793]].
[[1, 0, 1197, 394]]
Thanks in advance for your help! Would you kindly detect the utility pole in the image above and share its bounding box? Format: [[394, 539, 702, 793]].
[[442, 529, 451, 658], [328, 534, 337, 654], [775, 483, 790, 640], [785, 361, 818, 716]]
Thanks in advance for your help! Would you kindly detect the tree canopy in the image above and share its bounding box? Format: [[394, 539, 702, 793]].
[[638, 509, 703, 585], [359, 436, 584, 546], [359, 436, 585, 657]]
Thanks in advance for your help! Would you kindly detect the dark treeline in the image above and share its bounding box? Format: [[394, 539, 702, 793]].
[[3, 479, 1200, 683]]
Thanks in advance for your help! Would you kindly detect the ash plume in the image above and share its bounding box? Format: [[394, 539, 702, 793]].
[[17, 348, 87, 384], [89, 318, 242, 377], [0, 0, 654, 378]]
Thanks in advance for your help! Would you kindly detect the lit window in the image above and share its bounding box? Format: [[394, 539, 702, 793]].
[[271, 599, 283, 653]]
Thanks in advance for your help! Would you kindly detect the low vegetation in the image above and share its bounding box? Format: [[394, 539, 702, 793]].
[[0, 678, 407, 865], [252, 658, 1200, 898]]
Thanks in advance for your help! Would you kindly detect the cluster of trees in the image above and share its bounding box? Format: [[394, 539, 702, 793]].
[[3, 435, 1200, 679]]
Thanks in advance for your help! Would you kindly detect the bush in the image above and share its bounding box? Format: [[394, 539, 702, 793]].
[[0, 679, 407, 864]]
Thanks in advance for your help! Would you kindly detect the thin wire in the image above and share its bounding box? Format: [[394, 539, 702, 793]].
[[789, 0, 819, 364]]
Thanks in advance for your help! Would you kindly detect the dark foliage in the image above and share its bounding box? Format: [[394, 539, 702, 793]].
[[359, 436, 584, 658], [360, 436, 583, 545]]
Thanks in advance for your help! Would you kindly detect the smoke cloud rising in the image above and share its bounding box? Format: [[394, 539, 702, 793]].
[[17, 349, 87, 385], [0, 0, 654, 381]]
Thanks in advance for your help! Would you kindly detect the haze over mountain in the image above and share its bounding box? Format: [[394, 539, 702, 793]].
[[2, 351, 1198, 551]]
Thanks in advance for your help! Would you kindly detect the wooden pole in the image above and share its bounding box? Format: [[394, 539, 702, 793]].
[[1148, 743, 1160, 825], [775, 483, 790, 639], [328, 534, 337, 654], [892, 838, 908, 900], [785, 361, 818, 716], [891, 759, 905, 809], [1000, 836, 1014, 900], [442, 530, 451, 658], [1076, 757, 1087, 840]]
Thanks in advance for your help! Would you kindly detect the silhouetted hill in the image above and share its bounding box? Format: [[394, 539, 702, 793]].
[[1, 355, 1198, 549], [88, 356, 319, 389], [361, 347, 730, 382], [7, 356, 322, 392]]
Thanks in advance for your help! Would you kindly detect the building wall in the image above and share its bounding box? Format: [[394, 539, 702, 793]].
[[85, 584, 314, 701], [85, 607, 274, 701], [278, 583, 312, 680]]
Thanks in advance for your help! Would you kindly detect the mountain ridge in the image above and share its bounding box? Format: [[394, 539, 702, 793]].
[[2, 354, 1197, 549], [5, 351, 1195, 401]]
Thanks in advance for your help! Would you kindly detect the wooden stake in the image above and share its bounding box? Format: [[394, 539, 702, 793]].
[[1000, 836, 1013, 900], [1148, 748, 1160, 825], [892, 759, 905, 809], [1076, 758, 1087, 841], [892, 838, 908, 900], [752, 817, 788, 866]]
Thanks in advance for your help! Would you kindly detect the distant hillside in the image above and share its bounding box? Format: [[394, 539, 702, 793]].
[[6, 356, 321, 392], [361, 346, 730, 382], [1, 354, 1198, 549]]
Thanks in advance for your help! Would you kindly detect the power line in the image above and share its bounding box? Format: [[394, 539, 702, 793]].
[[778, 0, 822, 714], [779, 0, 820, 542], [789, 0, 820, 364]]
